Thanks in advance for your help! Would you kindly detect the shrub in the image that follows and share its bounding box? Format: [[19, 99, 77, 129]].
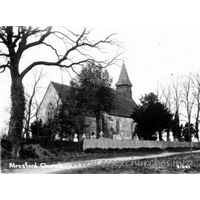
[[0, 134, 12, 159], [0, 134, 12, 152]]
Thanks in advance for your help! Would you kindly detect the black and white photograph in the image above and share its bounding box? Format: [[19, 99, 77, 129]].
[[0, 1, 200, 199], [1, 25, 200, 174]]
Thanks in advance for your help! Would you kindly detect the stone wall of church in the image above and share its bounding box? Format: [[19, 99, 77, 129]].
[[37, 83, 135, 140], [105, 113, 134, 139], [84, 116, 97, 135], [84, 114, 134, 140], [37, 83, 60, 123]]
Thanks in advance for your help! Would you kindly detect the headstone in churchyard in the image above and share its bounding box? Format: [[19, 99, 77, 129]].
[[73, 133, 78, 142]]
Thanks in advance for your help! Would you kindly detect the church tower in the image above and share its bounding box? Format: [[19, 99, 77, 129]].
[[115, 62, 133, 100]]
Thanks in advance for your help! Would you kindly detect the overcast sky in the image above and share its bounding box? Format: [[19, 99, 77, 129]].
[[1, 26, 200, 129], [2, 0, 200, 196], [1, 0, 200, 131]]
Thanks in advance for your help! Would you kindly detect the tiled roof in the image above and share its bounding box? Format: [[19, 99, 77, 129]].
[[109, 89, 137, 117], [51, 81, 137, 118], [51, 81, 71, 99]]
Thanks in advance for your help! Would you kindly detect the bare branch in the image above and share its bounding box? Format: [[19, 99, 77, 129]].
[[51, 30, 76, 43], [0, 65, 7, 73], [74, 48, 94, 59], [23, 68, 47, 135], [0, 63, 10, 73], [181, 74, 195, 123], [2, 26, 122, 87], [41, 42, 61, 58], [0, 52, 9, 57], [0, 28, 7, 44], [60, 67, 74, 79], [21, 42, 121, 79], [20, 61, 54, 78], [20, 27, 52, 52], [13, 26, 23, 46]]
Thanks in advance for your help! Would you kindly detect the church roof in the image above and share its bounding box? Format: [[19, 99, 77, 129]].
[[110, 90, 137, 117], [115, 62, 132, 87], [51, 81, 71, 99], [50, 81, 137, 118]]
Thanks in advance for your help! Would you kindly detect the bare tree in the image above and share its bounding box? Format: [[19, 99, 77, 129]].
[[23, 69, 47, 139], [192, 72, 200, 141], [182, 74, 195, 152], [156, 83, 173, 140], [0, 26, 121, 157], [171, 76, 183, 140]]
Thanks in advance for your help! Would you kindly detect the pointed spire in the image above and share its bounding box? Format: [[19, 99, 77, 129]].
[[115, 61, 132, 86]]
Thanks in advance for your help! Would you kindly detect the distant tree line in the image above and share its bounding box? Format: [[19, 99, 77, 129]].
[[154, 73, 200, 142], [131, 91, 198, 142]]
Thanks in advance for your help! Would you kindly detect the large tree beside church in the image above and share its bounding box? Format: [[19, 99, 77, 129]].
[[70, 62, 116, 138], [131, 93, 173, 140], [0, 26, 120, 157]]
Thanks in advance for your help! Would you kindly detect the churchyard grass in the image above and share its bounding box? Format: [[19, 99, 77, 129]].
[[54, 152, 200, 174], [1, 145, 197, 173]]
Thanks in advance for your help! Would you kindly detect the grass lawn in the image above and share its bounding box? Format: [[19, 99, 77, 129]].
[[56, 152, 200, 174], [1, 148, 163, 173], [1, 147, 199, 173]]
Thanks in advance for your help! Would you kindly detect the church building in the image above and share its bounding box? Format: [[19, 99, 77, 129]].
[[37, 62, 137, 140]]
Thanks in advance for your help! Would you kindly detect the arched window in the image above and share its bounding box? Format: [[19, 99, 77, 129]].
[[47, 102, 54, 120], [116, 120, 120, 134]]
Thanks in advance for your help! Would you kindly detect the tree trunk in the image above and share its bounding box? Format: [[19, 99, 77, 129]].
[[188, 120, 193, 155], [166, 128, 170, 141], [158, 131, 163, 141], [95, 111, 101, 138], [178, 124, 181, 141], [36, 118, 40, 143], [60, 130, 63, 141], [8, 78, 25, 158], [175, 110, 181, 140], [195, 117, 199, 141]]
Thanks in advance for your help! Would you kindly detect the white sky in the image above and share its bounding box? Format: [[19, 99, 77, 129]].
[[2, 0, 200, 196], [1, 26, 200, 129], [1, 1, 200, 130]]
